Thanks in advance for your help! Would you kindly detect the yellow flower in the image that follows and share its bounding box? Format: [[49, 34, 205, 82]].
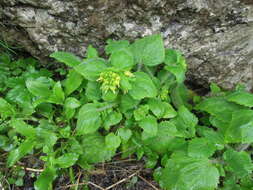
[[124, 71, 134, 77], [97, 71, 121, 94]]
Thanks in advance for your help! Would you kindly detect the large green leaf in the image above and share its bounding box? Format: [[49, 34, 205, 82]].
[[79, 133, 115, 164], [105, 39, 130, 55], [188, 138, 216, 158], [0, 98, 15, 118], [64, 97, 81, 120], [50, 51, 82, 67], [103, 111, 122, 130], [6, 86, 33, 114], [110, 48, 135, 70], [86, 45, 98, 58], [34, 166, 56, 190], [148, 98, 177, 119], [195, 97, 243, 122], [105, 133, 121, 150], [157, 156, 219, 190], [171, 83, 190, 109], [26, 77, 52, 97], [74, 58, 107, 81], [226, 91, 253, 107], [223, 149, 253, 178], [65, 69, 83, 96], [11, 119, 36, 137], [129, 72, 157, 100], [55, 153, 79, 168], [48, 81, 65, 104], [225, 109, 253, 143], [144, 121, 176, 154], [170, 106, 198, 138], [138, 115, 158, 139], [76, 103, 102, 135], [7, 138, 35, 167], [85, 81, 101, 101], [131, 34, 165, 66], [164, 49, 187, 83]]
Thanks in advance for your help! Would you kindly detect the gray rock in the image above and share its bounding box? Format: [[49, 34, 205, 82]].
[[1, 0, 252, 90]]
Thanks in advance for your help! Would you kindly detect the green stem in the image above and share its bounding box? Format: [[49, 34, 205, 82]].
[[96, 103, 116, 112]]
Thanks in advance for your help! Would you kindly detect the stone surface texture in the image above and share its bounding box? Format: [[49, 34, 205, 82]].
[[1, 0, 253, 90]]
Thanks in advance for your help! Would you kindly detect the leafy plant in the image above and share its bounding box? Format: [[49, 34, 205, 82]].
[[0, 34, 252, 190]]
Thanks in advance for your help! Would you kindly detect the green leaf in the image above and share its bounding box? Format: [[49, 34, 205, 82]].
[[171, 83, 190, 109], [225, 109, 253, 143], [144, 121, 176, 155], [129, 72, 157, 100], [76, 104, 102, 135], [7, 138, 35, 167], [35, 128, 58, 148], [0, 98, 15, 118], [105, 133, 121, 150], [80, 133, 115, 164], [134, 105, 149, 121], [48, 81, 65, 104], [110, 48, 135, 70], [50, 51, 82, 67], [163, 102, 177, 118], [148, 98, 177, 119], [26, 77, 52, 97], [117, 128, 132, 142], [210, 83, 221, 94], [223, 149, 253, 178], [74, 58, 107, 81], [55, 153, 79, 168], [195, 97, 243, 123], [164, 49, 187, 83], [86, 45, 98, 58], [65, 69, 83, 96], [202, 129, 225, 150], [34, 167, 56, 190], [131, 34, 165, 66], [138, 115, 158, 139], [148, 98, 165, 118], [11, 119, 36, 137], [120, 94, 139, 112], [226, 91, 253, 107], [85, 81, 101, 101], [170, 106, 198, 138], [164, 49, 186, 69], [188, 138, 216, 158], [104, 111, 122, 130], [105, 39, 130, 55], [157, 156, 219, 190], [64, 97, 81, 109], [6, 86, 33, 113]]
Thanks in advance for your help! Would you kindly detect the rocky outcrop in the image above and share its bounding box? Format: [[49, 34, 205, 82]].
[[1, 0, 253, 90]]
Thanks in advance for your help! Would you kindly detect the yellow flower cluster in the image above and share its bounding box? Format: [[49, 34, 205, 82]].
[[160, 87, 169, 100], [97, 71, 121, 93]]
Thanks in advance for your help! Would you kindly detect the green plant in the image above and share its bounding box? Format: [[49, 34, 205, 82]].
[[0, 34, 252, 190]]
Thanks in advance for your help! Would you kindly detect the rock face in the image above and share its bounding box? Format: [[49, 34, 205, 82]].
[[1, 0, 253, 90]]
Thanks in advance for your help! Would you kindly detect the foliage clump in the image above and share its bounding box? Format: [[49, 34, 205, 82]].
[[0, 34, 252, 189]]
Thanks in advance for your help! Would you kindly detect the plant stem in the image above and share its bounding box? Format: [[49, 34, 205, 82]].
[[96, 103, 116, 112]]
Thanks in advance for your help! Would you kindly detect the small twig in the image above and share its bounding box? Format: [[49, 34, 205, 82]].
[[61, 181, 105, 190], [13, 165, 44, 172], [105, 169, 141, 190], [138, 175, 160, 190], [88, 182, 106, 190], [75, 172, 82, 190], [237, 143, 251, 152]]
